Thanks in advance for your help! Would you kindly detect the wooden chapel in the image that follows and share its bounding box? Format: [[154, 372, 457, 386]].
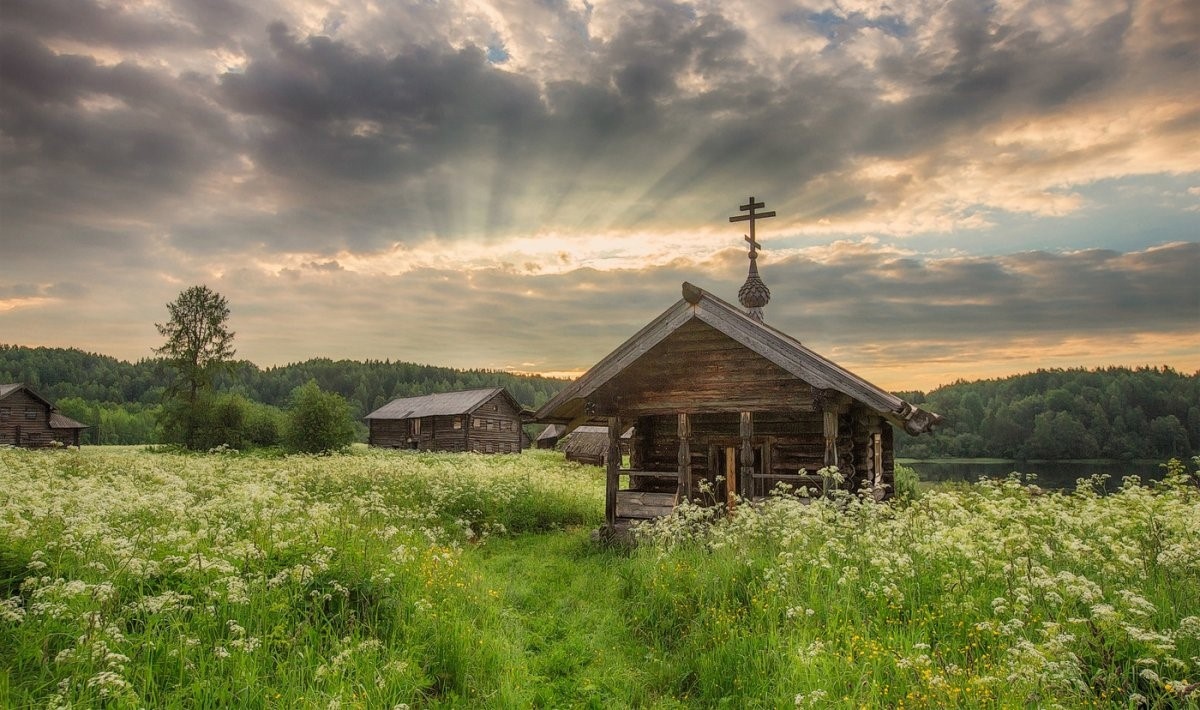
[[533, 197, 942, 531]]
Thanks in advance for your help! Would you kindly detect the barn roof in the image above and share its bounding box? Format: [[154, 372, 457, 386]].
[[364, 387, 520, 420], [561, 426, 631, 457], [561, 428, 609, 458], [536, 424, 566, 442], [50, 412, 89, 430], [567, 425, 634, 438], [534, 282, 941, 435], [0, 383, 54, 408]]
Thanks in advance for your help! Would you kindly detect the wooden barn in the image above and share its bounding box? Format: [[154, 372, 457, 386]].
[[561, 425, 634, 466], [365, 388, 525, 454], [534, 424, 566, 449], [533, 197, 941, 530], [1, 383, 89, 447]]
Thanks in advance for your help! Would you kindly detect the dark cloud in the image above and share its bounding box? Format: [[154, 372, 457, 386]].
[[0, 0, 207, 50], [1, 0, 1197, 383]]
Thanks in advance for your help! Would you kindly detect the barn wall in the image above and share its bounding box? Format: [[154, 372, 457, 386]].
[[464, 391, 523, 454], [369, 419, 411, 448], [0, 390, 55, 447]]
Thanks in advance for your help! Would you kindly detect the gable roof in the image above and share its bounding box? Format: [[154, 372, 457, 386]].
[[0, 383, 54, 408], [364, 387, 520, 420], [536, 424, 566, 442], [534, 282, 941, 435]]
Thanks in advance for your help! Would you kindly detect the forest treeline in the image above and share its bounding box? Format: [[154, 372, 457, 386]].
[[4, 345, 1197, 459], [895, 366, 1199, 460], [0, 344, 568, 445]]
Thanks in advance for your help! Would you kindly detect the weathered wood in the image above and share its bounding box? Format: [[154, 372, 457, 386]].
[[0, 385, 87, 447], [725, 446, 737, 512], [606, 417, 620, 528], [739, 412, 754, 499], [823, 410, 839, 467], [616, 491, 677, 519], [367, 389, 522, 453], [678, 412, 691, 501]]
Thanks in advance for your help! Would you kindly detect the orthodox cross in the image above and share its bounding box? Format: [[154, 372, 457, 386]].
[[728, 196, 776, 258]]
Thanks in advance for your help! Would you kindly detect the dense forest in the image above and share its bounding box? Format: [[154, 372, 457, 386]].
[[0, 345, 568, 444], [895, 366, 1199, 460], [4, 345, 1197, 459]]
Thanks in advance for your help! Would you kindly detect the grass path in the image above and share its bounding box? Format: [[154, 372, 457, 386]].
[[466, 529, 682, 709]]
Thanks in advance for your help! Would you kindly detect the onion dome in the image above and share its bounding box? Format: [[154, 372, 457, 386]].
[[739, 258, 771, 322]]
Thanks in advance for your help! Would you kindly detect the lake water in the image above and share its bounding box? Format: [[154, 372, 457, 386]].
[[900, 459, 1169, 492]]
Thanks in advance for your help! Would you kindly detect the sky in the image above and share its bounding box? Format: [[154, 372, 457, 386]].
[[1, 0, 1198, 392]]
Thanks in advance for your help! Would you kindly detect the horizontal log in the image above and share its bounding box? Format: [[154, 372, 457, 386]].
[[615, 491, 677, 519]]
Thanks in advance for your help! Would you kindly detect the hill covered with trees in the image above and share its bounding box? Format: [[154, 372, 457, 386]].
[[5, 345, 1197, 459], [0, 344, 568, 444], [895, 366, 1199, 460]]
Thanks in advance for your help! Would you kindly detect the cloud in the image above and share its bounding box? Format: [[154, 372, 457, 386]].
[[1, 0, 1197, 388], [5, 238, 1194, 391], [6, 0, 1194, 255]]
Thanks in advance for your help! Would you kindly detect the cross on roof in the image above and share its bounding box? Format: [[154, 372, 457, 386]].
[[728, 196, 775, 258]]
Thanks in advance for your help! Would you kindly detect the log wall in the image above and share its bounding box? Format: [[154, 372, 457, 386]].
[[0, 390, 55, 447], [464, 390, 523, 454], [368, 392, 523, 454], [628, 406, 894, 500], [590, 320, 814, 415]]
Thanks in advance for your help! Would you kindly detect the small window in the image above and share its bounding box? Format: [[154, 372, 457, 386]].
[[0, 407, 9, 418], [25, 410, 37, 420], [473, 418, 480, 429], [453, 417, 462, 430], [492, 404, 497, 411], [411, 419, 422, 436]]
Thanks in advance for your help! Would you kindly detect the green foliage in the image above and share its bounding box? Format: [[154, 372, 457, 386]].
[[53, 397, 160, 444], [0, 345, 568, 444], [0, 448, 604, 707], [893, 463, 921, 501], [154, 285, 236, 449], [284, 380, 356, 454], [896, 366, 1200, 460], [2, 448, 1197, 708]]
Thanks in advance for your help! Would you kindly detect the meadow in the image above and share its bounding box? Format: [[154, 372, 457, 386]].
[[1, 447, 1198, 708]]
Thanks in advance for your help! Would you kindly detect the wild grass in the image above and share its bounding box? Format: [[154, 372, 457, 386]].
[[1, 447, 1197, 708]]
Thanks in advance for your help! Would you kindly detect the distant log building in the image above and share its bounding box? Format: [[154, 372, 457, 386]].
[[0, 383, 89, 447], [561, 425, 634, 466], [534, 424, 566, 449], [364, 388, 525, 453], [534, 197, 941, 531]]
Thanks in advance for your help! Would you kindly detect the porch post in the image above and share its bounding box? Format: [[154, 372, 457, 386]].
[[677, 412, 692, 502], [740, 411, 754, 499], [823, 409, 839, 468], [606, 416, 620, 528]]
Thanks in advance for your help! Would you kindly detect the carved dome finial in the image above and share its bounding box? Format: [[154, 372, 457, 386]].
[[728, 196, 775, 322]]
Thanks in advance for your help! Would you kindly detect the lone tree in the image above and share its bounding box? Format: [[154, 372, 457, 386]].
[[155, 285, 235, 449]]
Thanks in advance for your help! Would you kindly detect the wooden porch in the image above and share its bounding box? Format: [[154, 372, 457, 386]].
[[601, 408, 885, 529]]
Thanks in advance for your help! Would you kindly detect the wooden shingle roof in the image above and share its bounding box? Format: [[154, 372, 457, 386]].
[[536, 424, 566, 442], [534, 282, 941, 435], [364, 387, 519, 420], [50, 412, 89, 430]]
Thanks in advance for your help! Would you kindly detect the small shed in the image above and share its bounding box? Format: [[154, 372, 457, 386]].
[[562, 425, 634, 466], [365, 387, 524, 454], [1, 383, 89, 447], [535, 424, 566, 449]]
